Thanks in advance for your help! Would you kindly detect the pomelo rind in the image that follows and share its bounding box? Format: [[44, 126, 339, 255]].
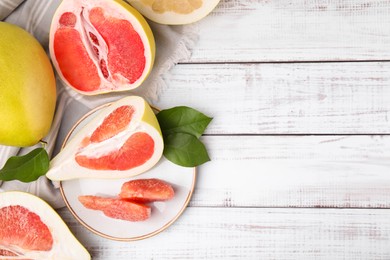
[[49, 0, 155, 95], [46, 96, 164, 181], [127, 0, 221, 25], [0, 191, 90, 259]]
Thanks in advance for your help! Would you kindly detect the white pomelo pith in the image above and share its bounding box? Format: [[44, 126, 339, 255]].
[[49, 0, 155, 95], [127, 0, 221, 25], [47, 96, 164, 181], [0, 191, 90, 259]]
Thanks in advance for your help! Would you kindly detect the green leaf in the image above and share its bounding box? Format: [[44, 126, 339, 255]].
[[157, 106, 212, 138], [0, 148, 49, 183], [163, 133, 210, 167]]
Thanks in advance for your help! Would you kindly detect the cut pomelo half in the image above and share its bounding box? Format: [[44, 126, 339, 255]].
[[47, 96, 164, 181], [127, 0, 221, 25], [49, 0, 155, 95], [0, 191, 90, 259], [79, 195, 151, 221]]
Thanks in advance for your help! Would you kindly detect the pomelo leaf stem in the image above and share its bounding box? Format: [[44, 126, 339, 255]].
[[40, 139, 48, 149]]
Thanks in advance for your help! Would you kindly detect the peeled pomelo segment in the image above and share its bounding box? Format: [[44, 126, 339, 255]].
[[76, 132, 155, 170], [79, 195, 151, 221], [49, 0, 155, 95], [0, 205, 53, 252], [0, 191, 90, 259], [120, 178, 175, 202], [127, 0, 220, 25], [47, 96, 164, 181]]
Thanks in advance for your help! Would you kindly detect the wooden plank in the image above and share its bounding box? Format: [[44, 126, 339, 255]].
[[191, 135, 390, 208], [155, 62, 390, 134], [188, 0, 390, 62], [58, 207, 390, 259]]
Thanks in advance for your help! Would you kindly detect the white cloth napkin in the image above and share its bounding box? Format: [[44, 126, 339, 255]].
[[0, 0, 198, 208]]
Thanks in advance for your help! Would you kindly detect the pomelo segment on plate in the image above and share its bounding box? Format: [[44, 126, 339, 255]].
[[0, 191, 90, 259], [49, 0, 155, 95], [46, 96, 164, 181], [79, 195, 151, 222], [120, 178, 175, 202], [126, 0, 221, 25]]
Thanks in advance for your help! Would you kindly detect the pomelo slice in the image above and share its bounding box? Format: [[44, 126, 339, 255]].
[[127, 0, 221, 25], [0, 191, 90, 259], [47, 96, 164, 181], [79, 195, 151, 221], [49, 0, 155, 95], [119, 178, 175, 202]]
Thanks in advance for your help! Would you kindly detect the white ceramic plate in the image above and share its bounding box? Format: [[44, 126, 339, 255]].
[[60, 104, 196, 241]]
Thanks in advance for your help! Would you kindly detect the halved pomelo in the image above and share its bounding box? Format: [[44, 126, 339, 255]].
[[49, 0, 155, 95], [0, 191, 90, 259], [126, 0, 221, 25], [46, 96, 164, 181]]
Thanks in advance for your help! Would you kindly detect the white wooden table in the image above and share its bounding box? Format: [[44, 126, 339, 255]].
[[58, 1, 390, 258]]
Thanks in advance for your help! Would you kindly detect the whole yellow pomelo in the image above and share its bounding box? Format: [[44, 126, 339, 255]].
[[0, 22, 56, 147]]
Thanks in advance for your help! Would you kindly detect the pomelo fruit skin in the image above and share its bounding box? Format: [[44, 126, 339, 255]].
[[127, 0, 221, 25], [0, 22, 56, 147], [0, 191, 90, 259], [47, 96, 164, 181], [49, 0, 155, 95]]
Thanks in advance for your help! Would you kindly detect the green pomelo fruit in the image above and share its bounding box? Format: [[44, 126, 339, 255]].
[[0, 22, 56, 147], [0, 191, 90, 259]]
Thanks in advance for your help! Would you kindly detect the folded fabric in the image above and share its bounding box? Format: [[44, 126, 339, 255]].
[[0, 0, 198, 208]]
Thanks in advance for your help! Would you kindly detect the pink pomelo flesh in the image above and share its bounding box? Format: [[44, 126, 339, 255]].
[[76, 132, 155, 170], [75, 105, 155, 171], [89, 8, 146, 83], [0, 249, 18, 257], [0, 205, 53, 252], [79, 195, 151, 221], [80, 105, 135, 147], [53, 6, 146, 93], [120, 178, 175, 202], [90, 105, 135, 143]]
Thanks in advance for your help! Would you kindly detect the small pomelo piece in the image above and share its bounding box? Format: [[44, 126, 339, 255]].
[[0, 22, 56, 147], [127, 0, 221, 25], [0, 191, 90, 259], [49, 0, 155, 95], [47, 96, 164, 181], [79, 195, 151, 221], [119, 178, 174, 202]]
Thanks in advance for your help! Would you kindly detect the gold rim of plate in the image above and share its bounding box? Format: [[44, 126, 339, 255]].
[[59, 102, 197, 241]]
